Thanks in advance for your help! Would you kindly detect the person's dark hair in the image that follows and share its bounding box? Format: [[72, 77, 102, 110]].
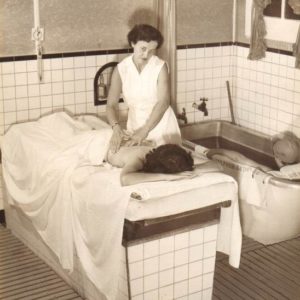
[[127, 24, 164, 49], [142, 144, 194, 174]]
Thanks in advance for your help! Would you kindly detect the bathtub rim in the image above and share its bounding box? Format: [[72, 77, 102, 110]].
[[181, 120, 300, 189], [181, 120, 273, 154]]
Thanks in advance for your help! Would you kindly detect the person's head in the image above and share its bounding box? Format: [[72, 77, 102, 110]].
[[142, 144, 194, 174], [272, 131, 300, 165], [127, 24, 164, 63]]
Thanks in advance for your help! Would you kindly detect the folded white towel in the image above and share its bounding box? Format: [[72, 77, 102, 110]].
[[132, 171, 235, 201]]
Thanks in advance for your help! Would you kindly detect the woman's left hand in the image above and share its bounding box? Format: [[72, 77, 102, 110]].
[[124, 126, 149, 146]]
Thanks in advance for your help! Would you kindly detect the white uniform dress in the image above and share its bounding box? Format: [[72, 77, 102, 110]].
[[118, 55, 181, 146]]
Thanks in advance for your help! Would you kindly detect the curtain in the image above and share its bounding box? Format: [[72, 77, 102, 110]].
[[248, 0, 271, 60], [154, 0, 177, 113]]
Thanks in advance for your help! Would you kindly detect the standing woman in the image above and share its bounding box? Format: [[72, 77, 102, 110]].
[[106, 24, 181, 153]]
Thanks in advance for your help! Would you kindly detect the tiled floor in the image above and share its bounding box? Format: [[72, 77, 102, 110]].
[[1, 223, 300, 300]]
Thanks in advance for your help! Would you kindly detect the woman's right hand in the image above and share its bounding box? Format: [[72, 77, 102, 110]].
[[109, 125, 125, 153]]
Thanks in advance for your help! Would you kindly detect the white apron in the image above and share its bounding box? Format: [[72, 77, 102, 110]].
[[118, 55, 181, 146]]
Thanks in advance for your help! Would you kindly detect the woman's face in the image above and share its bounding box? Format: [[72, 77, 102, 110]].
[[131, 40, 158, 64], [273, 139, 299, 165]]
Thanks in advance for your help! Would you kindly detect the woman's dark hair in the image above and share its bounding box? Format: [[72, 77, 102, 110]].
[[142, 144, 194, 174], [127, 24, 164, 49]]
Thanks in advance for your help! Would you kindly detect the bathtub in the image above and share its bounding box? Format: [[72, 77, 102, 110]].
[[181, 120, 300, 245]]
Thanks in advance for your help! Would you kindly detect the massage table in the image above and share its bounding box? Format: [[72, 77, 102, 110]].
[[1, 112, 242, 300]]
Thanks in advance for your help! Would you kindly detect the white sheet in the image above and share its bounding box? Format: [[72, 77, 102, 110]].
[[2, 112, 242, 299], [212, 154, 274, 208], [240, 168, 272, 208], [2, 112, 125, 299]]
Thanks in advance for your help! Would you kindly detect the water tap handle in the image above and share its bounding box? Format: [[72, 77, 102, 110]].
[[198, 98, 208, 116]]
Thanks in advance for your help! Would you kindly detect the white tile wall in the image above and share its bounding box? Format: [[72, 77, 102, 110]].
[[233, 46, 300, 136], [0, 45, 298, 136], [176, 45, 234, 125], [0, 53, 128, 135], [176, 45, 300, 137], [126, 224, 218, 299]]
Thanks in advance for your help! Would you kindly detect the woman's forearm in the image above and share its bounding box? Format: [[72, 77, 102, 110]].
[[106, 104, 119, 127], [143, 100, 169, 133], [106, 67, 122, 127]]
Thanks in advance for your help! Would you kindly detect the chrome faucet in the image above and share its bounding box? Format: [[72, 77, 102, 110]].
[[193, 98, 208, 116], [177, 108, 188, 124]]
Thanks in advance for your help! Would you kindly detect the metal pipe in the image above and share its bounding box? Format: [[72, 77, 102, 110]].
[[226, 80, 236, 125], [33, 0, 43, 83]]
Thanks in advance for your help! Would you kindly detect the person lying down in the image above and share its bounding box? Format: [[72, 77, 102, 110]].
[[271, 131, 300, 168], [107, 143, 222, 186], [206, 148, 272, 172], [206, 131, 300, 172]]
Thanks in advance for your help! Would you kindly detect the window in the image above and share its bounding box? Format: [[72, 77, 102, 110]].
[[245, 0, 300, 43]]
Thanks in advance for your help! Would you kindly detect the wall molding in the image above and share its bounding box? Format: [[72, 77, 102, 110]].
[[234, 42, 293, 56], [0, 48, 132, 63], [177, 41, 233, 49], [0, 42, 294, 63], [177, 41, 293, 57]]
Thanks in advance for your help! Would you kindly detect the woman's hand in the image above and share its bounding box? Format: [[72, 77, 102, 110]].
[[109, 125, 126, 153], [124, 63, 170, 147], [124, 126, 149, 146]]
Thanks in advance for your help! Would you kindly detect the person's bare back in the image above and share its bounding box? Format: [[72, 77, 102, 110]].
[[107, 144, 222, 186]]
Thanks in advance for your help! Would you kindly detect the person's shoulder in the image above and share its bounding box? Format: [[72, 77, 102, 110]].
[[152, 55, 165, 66], [151, 55, 168, 75], [119, 146, 151, 166], [118, 55, 132, 67], [118, 55, 133, 76]]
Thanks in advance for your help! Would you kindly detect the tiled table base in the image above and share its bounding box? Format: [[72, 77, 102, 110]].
[[118, 223, 218, 300]]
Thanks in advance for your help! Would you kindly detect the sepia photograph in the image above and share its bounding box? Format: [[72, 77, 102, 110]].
[[0, 0, 299, 299]]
